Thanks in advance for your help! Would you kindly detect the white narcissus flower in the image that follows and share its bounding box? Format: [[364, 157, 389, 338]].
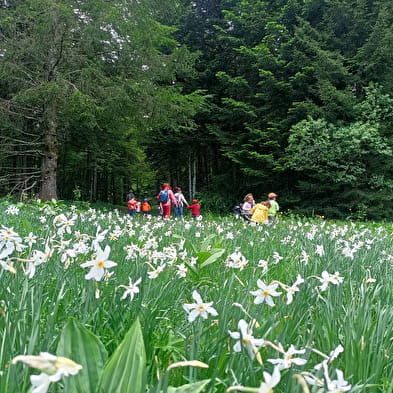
[[324, 369, 351, 392], [257, 259, 269, 273], [183, 290, 218, 322], [300, 250, 310, 264], [228, 319, 265, 359], [91, 225, 109, 251], [258, 366, 281, 393], [226, 232, 234, 240], [268, 344, 307, 370], [12, 352, 82, 393], [176, 263, 188, 277], [314, 344, 344, 370], [53, 214, 67, 227], [285, 275, 305, 305], [319, 270, 332, 291], [250, 280, 282, 307], [226, 251, 248, 270], [305, 367, 351, 393], [315, 245, 325, 256], [30, 373, 51, 393], [226, 366, 281, 393], [318, 271, 343, 291], [6, 205, 19, 215], [118, 277, 142, 301], [147, 263, 165, 279], [272, 252, 283, 264], [80, 245, 117, 281], [24, 232, 37, 247], [330, 271, 344, 285], [25, 244, 53, 279]]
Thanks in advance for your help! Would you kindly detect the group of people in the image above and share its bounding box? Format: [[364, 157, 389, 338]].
[[126, 191, 152, 217], [126, 183, 201, 220], [127, 184, 280, 223], [157, 183, 201, 219], [238, 192, 279, 224]]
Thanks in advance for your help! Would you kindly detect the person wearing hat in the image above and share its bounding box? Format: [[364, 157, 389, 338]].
[[187, 199, 201, 219], [267, 192, 279, 224]]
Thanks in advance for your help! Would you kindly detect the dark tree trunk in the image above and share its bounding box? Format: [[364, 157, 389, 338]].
[[39, 105, 58, 201]]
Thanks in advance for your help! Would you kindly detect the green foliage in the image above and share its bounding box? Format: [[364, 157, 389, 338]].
[[57, 319, 108, 393], [286, 114, 393, 218], [165, 380, 211, 393], [98, 318, 146, 393], [2, 0, 393, 219], [3, 202, 393, 392]]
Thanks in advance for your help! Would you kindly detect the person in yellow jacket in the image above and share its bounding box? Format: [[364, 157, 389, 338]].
[[250, 201, 271, 224]]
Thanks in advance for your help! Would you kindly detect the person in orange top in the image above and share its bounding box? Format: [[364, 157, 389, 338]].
[[141, 198, 152, 217], [127, 197, 138, 217]]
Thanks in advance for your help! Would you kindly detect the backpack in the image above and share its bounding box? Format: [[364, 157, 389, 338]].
[[159, 190, 169, 203]]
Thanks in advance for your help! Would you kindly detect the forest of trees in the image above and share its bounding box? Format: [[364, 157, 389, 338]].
[[1, 0, 393, 219]]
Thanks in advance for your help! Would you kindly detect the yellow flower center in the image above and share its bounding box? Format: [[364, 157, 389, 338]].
[[242, 337, 250, 344], [97, 260, 105, 268], [197, 305, 205, 311], [263, 291, 270, 297]]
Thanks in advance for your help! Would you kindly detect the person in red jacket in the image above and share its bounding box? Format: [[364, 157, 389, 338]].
[[156, 183, 178, 219], [187, 199, 201, 219], [127, 197, 138, 217]]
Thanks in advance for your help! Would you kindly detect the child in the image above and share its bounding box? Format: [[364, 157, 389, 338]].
[[250, 201, 271, 224], [242, 193, 255, 221], [141, 198, 152, 216], [187, 199, 201, 219], [267, 192, 279, 224], [127, 197, 138, 217]]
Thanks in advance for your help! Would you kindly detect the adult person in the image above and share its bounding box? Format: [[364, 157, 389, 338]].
[[173, 187, 189, 219], [156, 183, 178, 219], [267, 192, 280, 224]]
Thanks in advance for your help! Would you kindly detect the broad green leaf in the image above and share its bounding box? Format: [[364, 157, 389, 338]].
[[57, 318, 108, 393], [199, 249, 225, 268], [196, 251, 213, 264], [98, 318, 146, 393], [166, 379, 211, 393]]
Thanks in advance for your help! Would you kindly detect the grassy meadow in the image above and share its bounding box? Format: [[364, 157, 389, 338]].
[[0, 199, 392, 393]]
